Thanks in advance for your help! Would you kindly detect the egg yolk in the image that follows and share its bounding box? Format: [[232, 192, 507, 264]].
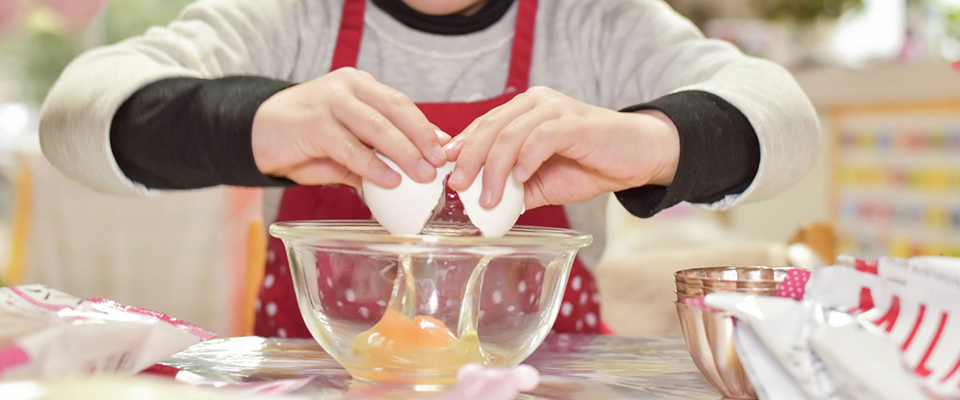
[[350, 309, 488, 382]]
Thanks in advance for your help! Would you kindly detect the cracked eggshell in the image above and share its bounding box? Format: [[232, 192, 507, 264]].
[[362, 154, 448, 235], [456, 167, 525, 238]]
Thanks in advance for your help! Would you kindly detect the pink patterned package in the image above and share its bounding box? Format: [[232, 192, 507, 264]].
[[0, 285, 215, 381], [776, 269, 812, 301]]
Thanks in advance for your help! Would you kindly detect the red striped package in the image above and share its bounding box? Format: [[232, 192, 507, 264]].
[[807, 256, 960, 398]]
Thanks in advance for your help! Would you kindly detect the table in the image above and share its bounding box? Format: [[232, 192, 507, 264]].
[[161, 335, 721, 399]]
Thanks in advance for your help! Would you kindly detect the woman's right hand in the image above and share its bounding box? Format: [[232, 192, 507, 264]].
[[251, 67, 449, 188]]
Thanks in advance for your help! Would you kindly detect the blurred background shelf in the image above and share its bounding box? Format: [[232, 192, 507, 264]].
[[795, 63, 960, 110]]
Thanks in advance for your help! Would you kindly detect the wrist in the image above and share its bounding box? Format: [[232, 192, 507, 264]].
[[632, 109, 679, 187], [251, 88, 292, 175]]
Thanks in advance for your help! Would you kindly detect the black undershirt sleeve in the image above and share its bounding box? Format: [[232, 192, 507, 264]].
[[110, 76, 295, 189], [614, 90, 761, 218]]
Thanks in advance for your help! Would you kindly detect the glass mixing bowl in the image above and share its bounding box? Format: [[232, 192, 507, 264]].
[[270, 221, 592, 387]]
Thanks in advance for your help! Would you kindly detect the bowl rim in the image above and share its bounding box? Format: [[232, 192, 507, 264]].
[[270, 220, 593, 249], [674, 266, 792, 283]]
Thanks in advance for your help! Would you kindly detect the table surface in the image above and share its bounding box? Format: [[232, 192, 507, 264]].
[[161, 335, 722, 400]]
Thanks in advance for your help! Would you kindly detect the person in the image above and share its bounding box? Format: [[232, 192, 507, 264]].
[[39, 0, 819, 336]]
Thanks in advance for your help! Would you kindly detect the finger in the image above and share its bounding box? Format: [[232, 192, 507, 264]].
[[442, 117, 482, 160], [448, 97, 536, 191], [352, 76, 448, 166], [523, 173, 550, 211], [514, 119, 584, 183], [284, 159, 363, 188], [521, 156, 589, 210], [480, 107, 560, 208], [333, 98, 437, 183], [316, 122, 402, 188], [435, 129, 452, 144], [443, 96, 533, 160]]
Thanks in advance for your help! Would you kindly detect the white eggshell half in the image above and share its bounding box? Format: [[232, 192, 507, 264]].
[[456, 167, 525, 238], [362, 154, 447, 235]]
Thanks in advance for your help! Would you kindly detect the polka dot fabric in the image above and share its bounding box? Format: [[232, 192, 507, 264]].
[[776, 269, 812, 301], [551, 262, 601, 333]]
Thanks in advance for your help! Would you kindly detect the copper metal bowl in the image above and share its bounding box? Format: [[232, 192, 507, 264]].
[[676, 301, 756, 399], [675, 281, 780, 296], [675, 266, 789, 285], [674, 266, 790, 400], [675, 288, 778, 302]]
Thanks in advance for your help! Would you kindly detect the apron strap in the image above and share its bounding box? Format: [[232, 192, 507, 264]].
[[330, 0, 539, 93], [330, 0, 367, 70], [504, 0, 538, 93]]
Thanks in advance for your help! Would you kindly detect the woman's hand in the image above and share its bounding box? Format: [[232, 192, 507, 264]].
[[251, 67, 450, 188], [445, 87, 680, 209]]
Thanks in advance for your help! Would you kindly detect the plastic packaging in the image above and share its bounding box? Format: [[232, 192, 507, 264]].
[[0, 285, 215, 381], [706, 256, 960, 400], [809, 257, 960, 399], [0, 376, 310, 400]]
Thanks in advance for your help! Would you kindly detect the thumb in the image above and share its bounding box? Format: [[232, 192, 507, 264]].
[[522, 176, 550, 211], [284, 159, 362, 188]]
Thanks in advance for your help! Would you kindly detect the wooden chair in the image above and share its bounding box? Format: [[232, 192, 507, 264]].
[[787, 221, 836, 266], [1, 153, 32, 286], [239, 219, 267, 336]]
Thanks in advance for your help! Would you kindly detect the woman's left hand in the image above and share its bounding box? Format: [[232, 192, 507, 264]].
[[444, 87, 680, 210]]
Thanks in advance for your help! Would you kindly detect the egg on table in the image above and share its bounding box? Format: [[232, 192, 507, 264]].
[[362, 154, 524, 238]]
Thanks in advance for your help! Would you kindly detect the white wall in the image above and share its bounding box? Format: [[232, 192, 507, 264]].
[[725, 114, 833, 242]]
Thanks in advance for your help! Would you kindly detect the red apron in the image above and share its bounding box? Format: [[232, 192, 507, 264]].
[[254, 0, 602, 338]]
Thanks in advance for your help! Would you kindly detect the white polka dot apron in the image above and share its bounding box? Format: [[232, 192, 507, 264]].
[[254, 0, 606, 338]]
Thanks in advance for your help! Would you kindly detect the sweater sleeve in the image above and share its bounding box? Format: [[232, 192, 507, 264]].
[[39, 0, 310, 196], [581, 0, 820, 214]]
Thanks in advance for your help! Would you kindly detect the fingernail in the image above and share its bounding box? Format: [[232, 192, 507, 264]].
[[480, 189, 494, 208], [417, 159, 436, 180], [449, 169, 466, 187], [435, 129, 451, 143], [443, 140, 461, 152], [429, 144, 446, 165], [513, 166, 528, 182], [443, 146, 458, 161]]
